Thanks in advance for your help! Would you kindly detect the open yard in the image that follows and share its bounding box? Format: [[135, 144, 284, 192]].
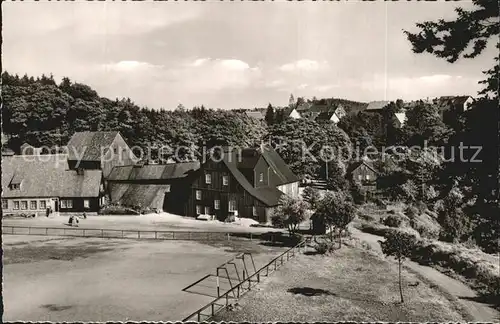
[[213, 245, 469, 322], [2, 212, 283, 234], [2, 234, 287, 321]]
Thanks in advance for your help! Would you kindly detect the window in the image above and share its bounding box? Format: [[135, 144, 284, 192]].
[[61, 199, 73, 209], [84, 199, 90, 208], [214, 200, 220, 210], [30, 200, 37, 210], [252, 206, 258, 217], [358, 174, 362, 181], [204, 206, 211, 215], [365, 174, 370, 180], [229, 200, 237, 212], [222, 175, 229, 186], [259, 172, 264, 182], [39, 200, 46, 210], [205, 173, 211, 184], [196, 205, 202, 215], [10, 184, 20, 190], [21, 201, 28, 210], [2, 199, 7, 209], [196, 190, 202, 200], [13, 201, 20, 210], [165, 184, 171, 193]]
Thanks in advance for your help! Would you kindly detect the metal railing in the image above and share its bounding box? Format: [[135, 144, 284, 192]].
[[1, 225, 286, 242], [2, 225, 234, 241], [182, 239, 307, 322]]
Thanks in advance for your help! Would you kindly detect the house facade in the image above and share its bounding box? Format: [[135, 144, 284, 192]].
[[315, 104, 347, 124], [66, 131, 137, 179], [2, 155, 104, 215], [347, 160, 378, 191], [185, 147, 300, 223]]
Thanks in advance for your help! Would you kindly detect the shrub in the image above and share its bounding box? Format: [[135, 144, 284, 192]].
[[359, 213, 376, 222], [314, 241, 336, 255], [404, 205, 419, 219], [98, 205, 139, 215], [382, 214, 404, 228]]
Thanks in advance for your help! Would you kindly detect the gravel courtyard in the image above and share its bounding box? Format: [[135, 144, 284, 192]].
[[2, 234, 286, 322]]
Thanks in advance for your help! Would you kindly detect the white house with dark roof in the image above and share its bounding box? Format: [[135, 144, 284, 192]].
[[2, 154, 105, 215]]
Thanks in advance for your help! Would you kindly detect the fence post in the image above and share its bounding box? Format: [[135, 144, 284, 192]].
[[266, 265, 269, 276], [211, 303, 215, 316], [101, 229, 104, 238], [226, 293, 229, 306], [257, 272, 260, 283], [197, 312, 200, 322], [237, 285, 240, 298], [172, 232, 175, 240], [274, 260, 277, 271], [227, 233, 230, 241], [138, 231, 140, 239]]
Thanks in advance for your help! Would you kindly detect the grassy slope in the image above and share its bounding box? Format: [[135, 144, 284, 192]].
[[213, 246, 466, 322]]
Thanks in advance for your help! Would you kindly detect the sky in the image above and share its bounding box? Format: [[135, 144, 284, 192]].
[[3, 1, 497, 110]]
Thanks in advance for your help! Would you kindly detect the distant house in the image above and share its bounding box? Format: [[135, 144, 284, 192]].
[[434, 96, 474, 124], [394, 112, 407, 128], [315, 104, 347, 124], [66, 131, 137, 179], [245, 110, 265, 121], [107, 162, 200, 214], [284, 107, 302, 119], [346, 159, 378, 191], [365, 101, 391, 112], [2, 155, 105, 215], [435, 96, 474, 113], [185, 146, 300, 223]]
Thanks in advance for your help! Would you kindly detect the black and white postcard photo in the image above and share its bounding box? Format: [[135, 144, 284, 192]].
[[1, 0, 499, 322]]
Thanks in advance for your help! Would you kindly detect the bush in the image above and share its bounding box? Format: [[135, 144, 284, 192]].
[[359, 213, 376, 222], [98, 205, 140, 215], [404, 205, 419, 219], [382, 214, 404, 228], [314, 241, 337, 254]]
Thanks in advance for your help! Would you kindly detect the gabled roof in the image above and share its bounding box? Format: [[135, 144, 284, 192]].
[[315, 111, 335, 121], [259, 146, 300, 186], [296, 102, 313, 111], [366, 101, 391, 111], [109, 183, 170, 208], [67, 131, 119, 161], [245, 110, 265, 120], [2, 155, 102, 198], [346, 159, 378, 175], [221, 150, 284, 207], [108, 162, 200, 181], [395, 112, 406, 125]]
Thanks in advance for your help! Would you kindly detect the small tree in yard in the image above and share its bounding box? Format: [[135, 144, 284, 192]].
[[315, 191, 356, 247], [379, 231, 416, 303], [271, 196, 309, 236], [302, 186, 322, 210]]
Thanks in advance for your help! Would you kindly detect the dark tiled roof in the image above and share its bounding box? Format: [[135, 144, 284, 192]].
[[221, 150, 284, 206], [108, 162, 200, 181], [366, 101, 391, 111], [260, 146, 300, 185], [109, 183, 170, 208], [315, 111, 335, 121], [67, 131, 119, 161], [346, 160, 378, 175], [2, 155, 102, 198], [245, 111, 265, 120]]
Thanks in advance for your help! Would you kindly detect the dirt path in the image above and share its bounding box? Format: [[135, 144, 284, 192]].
[[349, 226, 500, 322]]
